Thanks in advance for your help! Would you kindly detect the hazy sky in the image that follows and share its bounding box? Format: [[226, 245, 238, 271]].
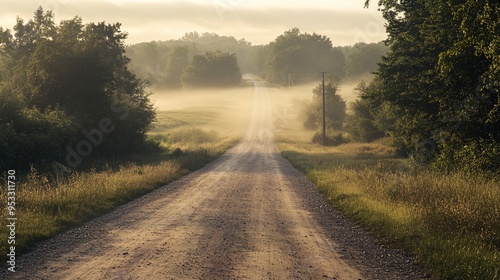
[[0, 0, 387, 46]]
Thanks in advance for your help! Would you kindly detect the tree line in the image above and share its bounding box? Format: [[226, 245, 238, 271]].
[[347, 0, 500, 172], [125, 29, 387, 88], [0, 8, 155, 172], [9, 2, 495, 175], [0, 8, 390, 173], [306, 0, 500, 173], [126, 33, 245, 88]]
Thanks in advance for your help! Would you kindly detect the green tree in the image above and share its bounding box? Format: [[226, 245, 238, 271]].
[[181, 50, 242, 87], [164, 46, 190, 88], [183, 32, 255, 73], [125, 32, 257, 88], [364, 0, 500, 169], [125, 41, 171, 86], [266, 28, 345, 84], [0, 8, 156, 170], [344, 42, 388, 79], [306, 82, 347, 145], [0, 87, 76, 171], [345, 80, 385, 142], [303, 81, 346, 131], [253, 44, 271, 78]]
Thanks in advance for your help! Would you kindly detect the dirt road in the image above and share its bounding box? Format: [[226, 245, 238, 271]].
[[4, 80, 425, 279]]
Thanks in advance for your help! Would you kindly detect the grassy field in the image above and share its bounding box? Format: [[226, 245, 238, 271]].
[[275, 111, 500, 279], [0, 88, 251, 262]]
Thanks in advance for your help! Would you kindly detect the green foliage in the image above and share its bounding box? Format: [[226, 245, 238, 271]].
[[311, 131, 346, 146], [181, 32, 255, 73], [0, 8, 155, 170], [125, 41, 172, 86], [303, 82, 346, 130], [125, 30, 387, 88], [126, 32, 255, 88], [312, 82, 346, 130], [435, 137, 500, 174], [345, 80, 385, 142], [164, 46, 190, 88], [363, 0, 500, 171], [302, 82, 347, 145], [344, 42, 388, 79], [0, 88, 76, 171], [181, 50, 242, 87], [252, 44, 271, 78], [266, 28, 345, 84]]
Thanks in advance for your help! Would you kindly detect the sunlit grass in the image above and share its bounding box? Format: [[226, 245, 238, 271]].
[[0, 162, 184, 255], [276, 116, 500, 280]]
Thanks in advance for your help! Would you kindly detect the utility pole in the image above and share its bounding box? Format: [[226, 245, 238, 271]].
[[322, 71, 326, 146]]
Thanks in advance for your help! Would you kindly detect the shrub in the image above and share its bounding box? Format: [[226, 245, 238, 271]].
[[435, 137, 500, 174], [302, 82, 347, 132], [181, 51, 242, 88], [312, 131, 347, 146]]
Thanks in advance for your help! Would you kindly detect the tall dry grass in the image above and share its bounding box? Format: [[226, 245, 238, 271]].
[[277, 121, 500, 279], [0, 161, 184, 254]]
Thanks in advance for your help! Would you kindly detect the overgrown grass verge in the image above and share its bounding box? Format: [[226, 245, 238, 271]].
[[0, 160, 183, 255], [0, 105, 243, 263], [276, 125, 500, 279]]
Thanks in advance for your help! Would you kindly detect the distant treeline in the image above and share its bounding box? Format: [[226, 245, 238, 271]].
[[125, 29, 388, 88], [126, 32, 246, 88]]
